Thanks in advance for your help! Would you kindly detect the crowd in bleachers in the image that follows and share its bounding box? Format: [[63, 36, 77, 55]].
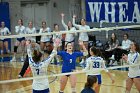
[[0, 14, 132, 66]]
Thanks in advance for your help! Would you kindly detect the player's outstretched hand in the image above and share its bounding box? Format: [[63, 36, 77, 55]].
[[61, 13, 64, 17], [73, 15, 76, 18], [54, 38, 61, 47], [79, 40, 84, 46], [122, 54, 128, 62]]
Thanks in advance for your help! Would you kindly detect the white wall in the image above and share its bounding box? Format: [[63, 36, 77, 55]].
[[3, 0, 81, 32]]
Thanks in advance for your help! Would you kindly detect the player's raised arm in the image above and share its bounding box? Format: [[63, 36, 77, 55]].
[[79, 41, 88, 56]]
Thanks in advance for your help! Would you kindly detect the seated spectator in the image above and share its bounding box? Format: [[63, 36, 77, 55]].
[[81, 75, 97, 93], [102, 33, 119, 63], [111, 33, 132, 64], [104, 33, 131, 65], [119, 33, 131, 51]]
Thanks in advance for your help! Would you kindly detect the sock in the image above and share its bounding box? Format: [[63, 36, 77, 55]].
[[59, 91, 64, 93]]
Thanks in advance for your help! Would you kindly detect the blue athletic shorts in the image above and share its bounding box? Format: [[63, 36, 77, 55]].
[[33, 88, 50, 93], [129, 76, 140, 79], [88, 75, 102, 84], [0, 39, 9, 42], [17, 37, 25, 42]]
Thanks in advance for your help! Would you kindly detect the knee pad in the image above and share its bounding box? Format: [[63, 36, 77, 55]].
[[14, 46, 18, 52]]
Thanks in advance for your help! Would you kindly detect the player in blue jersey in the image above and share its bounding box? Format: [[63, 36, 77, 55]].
[[26, 39, 58, 93], [57, 41, 88, 93], [83, 46, 115, 93]]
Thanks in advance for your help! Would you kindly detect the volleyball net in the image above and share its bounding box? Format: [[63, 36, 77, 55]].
[[0, 24, 140, 84]]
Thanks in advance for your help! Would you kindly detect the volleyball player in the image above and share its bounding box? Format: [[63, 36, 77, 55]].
[[72, 15, 90, 65], [57, 41, 88, 93], [18, 40, 42, 78], [26, 39, 58, 93], [61, 13, 76, 46], [83, 46, 115, 93], [0, 21, 11, 54], [25, 21, 36, 42], [122, 41, 140, 93], [81, 75, 97, 93], [39, 21, 52, 51], [11, 19, 26, 62]]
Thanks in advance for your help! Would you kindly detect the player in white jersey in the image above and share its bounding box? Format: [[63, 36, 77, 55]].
[[83, 46, 114, 93], [26, 39, 58, 93], [18, 40, 43, 78], [39, 21, 52, 51], [0, 21, 11, 54], [25, 21, 36, 42], [122, 41, 140, 93], [61, 13, 76, 46], [11, 19, 26, 62], [72, 15, 90, 64]]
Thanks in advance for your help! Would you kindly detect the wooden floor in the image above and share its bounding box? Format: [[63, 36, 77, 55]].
[[0, 62, 139, 93]]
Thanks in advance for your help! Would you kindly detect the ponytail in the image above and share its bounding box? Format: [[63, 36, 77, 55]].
[[84, 75, 97, 88], [32, 50, 42, 63]]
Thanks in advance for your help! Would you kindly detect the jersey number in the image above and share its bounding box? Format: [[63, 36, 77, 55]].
[[36, 69, 40, 75], [93, 62, 100, 68], [70, 59, 72, 63]]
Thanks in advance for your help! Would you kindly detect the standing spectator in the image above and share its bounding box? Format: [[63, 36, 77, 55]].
[[73, 15, 90, 65], [52, 24, 62, 64], [11, 19, 26, 62], [0, 21, 11, 54], [25, 21, 36, 42], [61, 13, 76, 47], [39, 21, 52, 52]]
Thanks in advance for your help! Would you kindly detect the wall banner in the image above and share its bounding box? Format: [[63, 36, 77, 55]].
[[86, 0, 140, 23]]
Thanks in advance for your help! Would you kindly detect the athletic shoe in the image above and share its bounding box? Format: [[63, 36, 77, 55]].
[[110, 55, 115, 60], [18, 75, 22, 78], [20, 56, 24, 62], [5, 50, 10, 54], [1, 50, 3, 54], [10, 56, 16, 62]]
